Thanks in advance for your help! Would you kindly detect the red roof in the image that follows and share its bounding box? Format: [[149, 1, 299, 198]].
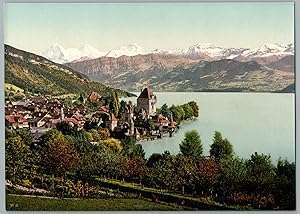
[[64, 118, 79, 125], [98, 106, 109, 112], [89, 92, 101, 101], [5, 115, 28, 124], [72, 114, 84, 121], [138, 88, 154, 99], [5, 115, 15, 123]]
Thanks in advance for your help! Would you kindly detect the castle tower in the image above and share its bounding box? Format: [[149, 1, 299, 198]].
[[136, 87, 157, 117]]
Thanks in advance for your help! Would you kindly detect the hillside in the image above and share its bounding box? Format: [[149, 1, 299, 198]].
[[4, 45, 133, 97], [67, 55, 294, 92], [278, 83, 295, 93], [265, 55, 294, 73]]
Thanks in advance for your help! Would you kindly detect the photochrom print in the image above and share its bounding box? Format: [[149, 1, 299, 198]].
[[4, 2, 295, 211]]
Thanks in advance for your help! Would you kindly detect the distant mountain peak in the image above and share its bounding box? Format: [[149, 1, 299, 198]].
[[41, 44, 105, 64], [105, 43, 150, 58]]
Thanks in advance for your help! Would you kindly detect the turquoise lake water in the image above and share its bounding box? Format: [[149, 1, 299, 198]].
[[123, 92, 295, 163]]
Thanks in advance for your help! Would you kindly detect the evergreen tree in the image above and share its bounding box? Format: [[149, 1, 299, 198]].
[[160, 103, 171, 117], [109, 91, 120, 117], [179, 130, 203, 159], [188, 101, 199, 117], [181, 103, 194, 120], [210, 131, 233, 162]]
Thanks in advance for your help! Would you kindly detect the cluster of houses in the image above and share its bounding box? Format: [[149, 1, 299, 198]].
[[5, 88, 177, 141]]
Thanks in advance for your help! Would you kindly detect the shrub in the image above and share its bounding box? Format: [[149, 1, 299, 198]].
[[22, 179, 32, 188]]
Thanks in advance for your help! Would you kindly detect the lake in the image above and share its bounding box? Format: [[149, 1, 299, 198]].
[[122, 92, 295, 163]]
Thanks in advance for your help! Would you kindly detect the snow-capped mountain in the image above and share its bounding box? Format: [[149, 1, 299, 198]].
[[173, 43, 249, 60], [240, 43, 294, 58], [41, 44, 67, 64], [105, 43, 150, 57], [179, 43, 225, 59], [42, 42, 294, 64], [41, 44, 105, 64]]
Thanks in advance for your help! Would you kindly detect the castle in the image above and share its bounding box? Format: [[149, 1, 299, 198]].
[[136, 87, 157, 118]]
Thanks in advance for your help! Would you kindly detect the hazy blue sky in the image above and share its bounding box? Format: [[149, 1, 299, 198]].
[[4, 2, 294, 54]]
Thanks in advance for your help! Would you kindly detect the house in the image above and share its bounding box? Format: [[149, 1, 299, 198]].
[[152, 114, 170, 127], [28, 112, 52, 128], [136, 87, 157, 117], [64, 117, 81, 128], [5, 115, 29, 129], [49, 117, 62, 128], [88, 91, 101, 101], [28, 117, 46, 128]]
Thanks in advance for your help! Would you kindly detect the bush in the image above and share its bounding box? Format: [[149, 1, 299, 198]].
[[22, 179, 32, 188]]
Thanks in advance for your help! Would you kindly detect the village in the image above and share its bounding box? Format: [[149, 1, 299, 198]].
[[5, 88, 178, 143]]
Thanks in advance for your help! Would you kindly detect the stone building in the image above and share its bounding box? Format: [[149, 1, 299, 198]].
[[136, 88, 157, 117]]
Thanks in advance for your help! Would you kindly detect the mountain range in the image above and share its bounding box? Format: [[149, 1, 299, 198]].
[[42, 43, 294, 64], [4, 45, 132, 97], [64, 43, 294, 93]]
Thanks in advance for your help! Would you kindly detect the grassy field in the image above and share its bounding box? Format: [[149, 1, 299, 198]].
[[96, 178, 232, 209], [6, 194, 186, 211]]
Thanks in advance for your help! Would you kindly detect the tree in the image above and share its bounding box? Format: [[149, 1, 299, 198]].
[[102, 138, 123, 153], [245, 152, 276, 196], [14, 128, 33, 147], [210, 131, 233, 162], [160, 103, 171, 117], [174, 155, 196, 194], [273, 158, 295, 209], [75, 151, 98, 197], [122, 156, 149, 183], [179, 130, 203, 159], [149, 154, 176, 191], [181, 103, 194, 120], [122, 136, 145, 159], [109, 91, 120, 117], [87, 129, 101, 142], [84, 120, 98, 131], [56, 121, 77, 136], [119, 100, 127, 120], [42, 135, 79, 198], [66, 130, 92, 155], [147, 153, 163, 168], [39, 129, 65, 149], [219, 156, 247, 198], [98, 128, 110, 140], [5, 136, 30, 183], [78, 94, 85, 103], [86, 132, 94, 142], [193, 158, 220, 196], [170, 105, 185, 123], [93, 144, 123, 179], [188, 101, 199, 117], [143, 119, 155, 132]]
